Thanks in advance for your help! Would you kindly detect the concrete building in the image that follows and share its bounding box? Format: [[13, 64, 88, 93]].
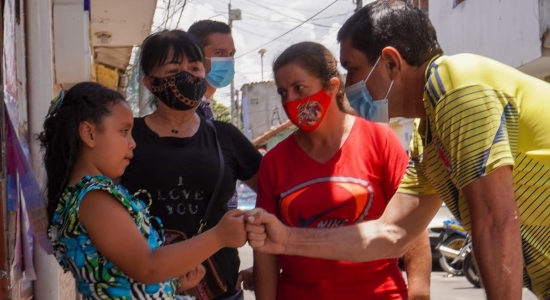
[[1, 0, 156, 298], [429, 0, 550, 78], [240, 81, 289, 141], [379, 0, 550, 158]]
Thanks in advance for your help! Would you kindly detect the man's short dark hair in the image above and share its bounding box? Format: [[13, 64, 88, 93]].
[[188, 20, 232, 48], [337, 0, 443, 66]]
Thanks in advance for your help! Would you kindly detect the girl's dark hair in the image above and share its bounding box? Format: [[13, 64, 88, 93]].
[[337, 0, 443, 66], [37, 82, 125, 226], [140, 29, 205, 76], [273, 42, 346, 110]]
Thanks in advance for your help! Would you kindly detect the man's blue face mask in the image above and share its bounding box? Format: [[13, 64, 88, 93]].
[[344, 56, 393, 123], [206, 57, 235, 88]]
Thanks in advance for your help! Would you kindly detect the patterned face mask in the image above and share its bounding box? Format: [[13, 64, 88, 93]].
[[282, 89, 332, 132], [150, 71, 207, 111]]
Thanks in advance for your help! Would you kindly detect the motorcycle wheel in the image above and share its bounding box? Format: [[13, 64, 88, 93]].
[[463, 252, 481, 288], [438, 235, 466, 275]]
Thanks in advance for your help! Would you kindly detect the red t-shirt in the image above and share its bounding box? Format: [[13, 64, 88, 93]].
[[256, 117, 409, 300]]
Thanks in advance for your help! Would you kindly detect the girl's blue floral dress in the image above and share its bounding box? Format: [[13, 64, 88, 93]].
[[49, 175, 187, 299]]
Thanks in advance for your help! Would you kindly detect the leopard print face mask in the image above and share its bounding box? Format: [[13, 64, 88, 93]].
[[150, 71, 207, 111]]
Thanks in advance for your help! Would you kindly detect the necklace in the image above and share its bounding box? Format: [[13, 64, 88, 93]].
[[171, 129, 179, 134]]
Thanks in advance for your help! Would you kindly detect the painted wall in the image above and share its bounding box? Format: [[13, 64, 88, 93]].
[[53, 0, 91, 87], [26, 0, 79, 299], [429, 0, 544, 70], [266, 128, 296, 151], [241, 81, 289, 140], [90, 0, 156, 47]]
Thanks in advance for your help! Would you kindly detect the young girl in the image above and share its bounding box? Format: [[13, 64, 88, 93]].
[[38, 82, 247, 299]]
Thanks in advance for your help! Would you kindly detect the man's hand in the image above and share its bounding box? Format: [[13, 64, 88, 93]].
[[244, 208, 289, 254], [176, 264, 206, 292], [235, 267, 254, 291]]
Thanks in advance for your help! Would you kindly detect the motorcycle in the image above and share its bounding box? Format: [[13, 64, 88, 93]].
[[462, 239, 481, 288], [436, 219, 467, 275], [437, 220, 481, 288]]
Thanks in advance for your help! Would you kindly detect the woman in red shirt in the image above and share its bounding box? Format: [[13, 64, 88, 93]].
[[253, 41, 412, 300]]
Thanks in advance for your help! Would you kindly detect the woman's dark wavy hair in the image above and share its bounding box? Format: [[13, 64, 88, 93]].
[[272, 42, 346, 111], [37, 82, 125, 226], [337, 0, 443, 66], [139, 29, 205, 107]]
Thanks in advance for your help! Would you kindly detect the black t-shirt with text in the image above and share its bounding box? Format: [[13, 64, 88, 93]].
[[121, 116, 262, 299]]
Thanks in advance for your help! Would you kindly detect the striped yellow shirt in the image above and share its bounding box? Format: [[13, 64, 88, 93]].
[[398, 54, 550, 299]]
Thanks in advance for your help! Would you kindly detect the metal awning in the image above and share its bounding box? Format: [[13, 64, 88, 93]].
[[94, 47, 134, 71], [90, 0, 156, 71]]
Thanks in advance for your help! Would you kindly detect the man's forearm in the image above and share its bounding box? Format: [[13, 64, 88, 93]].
[[279, 193, 441, 262], [282, 220, 409, 262], [402, 230, 431, 300], [462, 166, 523, 299], [471, 218, 523, 300]]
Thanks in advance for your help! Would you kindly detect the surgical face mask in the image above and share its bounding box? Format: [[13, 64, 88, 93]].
[[345, 56, 393, 123], [206, 57, 235, 88], [150, 71, 207, 111]]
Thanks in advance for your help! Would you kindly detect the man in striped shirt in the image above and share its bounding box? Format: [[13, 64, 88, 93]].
[[244, 0, 550, 299]]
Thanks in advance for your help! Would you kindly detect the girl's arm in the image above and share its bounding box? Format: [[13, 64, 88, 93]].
[[79, 189, 247, 284], [253, 251, 279, 300]]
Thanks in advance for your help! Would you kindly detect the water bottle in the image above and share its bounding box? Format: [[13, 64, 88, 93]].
[[227, 189, 238, 210]]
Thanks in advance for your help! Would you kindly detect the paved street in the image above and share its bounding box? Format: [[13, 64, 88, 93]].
[[238, 245, 537, 300], [427, 270, 536, 300]]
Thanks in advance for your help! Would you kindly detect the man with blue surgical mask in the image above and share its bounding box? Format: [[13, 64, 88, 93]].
[[344, 56, 393, 123], [244, 1, 550, 300], [339, 24, 432, 300], [188, 20, 236, 120], [189, 20, 253, 298]]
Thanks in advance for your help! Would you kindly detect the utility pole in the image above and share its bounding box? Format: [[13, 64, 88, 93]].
[[354, 0, 363, 12], [235, 89, 240, 130], [228, 2, 241, 126], [258, 49, 267, 81], [229, 2, 234, 126]]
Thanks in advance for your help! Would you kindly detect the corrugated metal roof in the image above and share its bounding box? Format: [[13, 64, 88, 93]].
[[252, 120, 295, 147]]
